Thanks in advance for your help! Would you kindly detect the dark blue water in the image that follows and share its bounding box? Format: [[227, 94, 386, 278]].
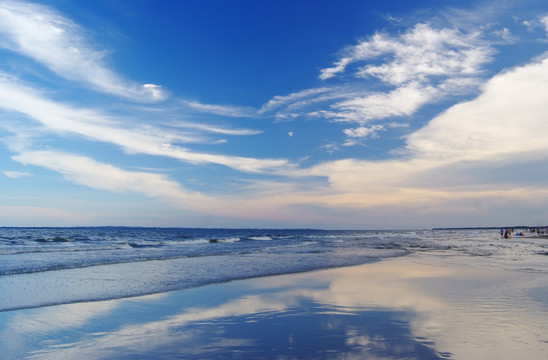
[[0, 227, 412, 276]]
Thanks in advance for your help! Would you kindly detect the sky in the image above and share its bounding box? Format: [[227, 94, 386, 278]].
[[1, 0, 548, 229]]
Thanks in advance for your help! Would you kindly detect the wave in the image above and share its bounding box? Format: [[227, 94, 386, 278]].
[[126, 241, 164, 249], [3, 227, 548, 312], [246, 236, 272, 241], [207, 237, 241, 243], [35, 237, 76, 243], [0, 248, 395, 312], [0, 251, 232, 277]]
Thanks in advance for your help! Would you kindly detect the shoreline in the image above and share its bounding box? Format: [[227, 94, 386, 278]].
[[0, 250, 405, 313], [2, 253, 548, 359]]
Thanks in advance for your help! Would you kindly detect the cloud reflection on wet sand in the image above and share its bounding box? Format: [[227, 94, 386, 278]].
[[1, 255, 547, 359]]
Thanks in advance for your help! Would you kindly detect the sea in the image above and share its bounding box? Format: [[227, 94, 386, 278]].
[[1, 227, 547, 312]]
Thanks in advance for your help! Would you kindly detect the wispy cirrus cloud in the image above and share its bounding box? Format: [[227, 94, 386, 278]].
[[12, 150, 194, 201], [2, 170, 30, 178], [318, 23, 496, 125], [0, 0, 165, 101], [8, 150, 308, 224], [329, 82, 438, 122], [521, 13, 548, 33], [262, 22, 497, 146], [343, 124, 385, 140], [258, 87, 334, 115], [0, 74, 291, 174], [181, 99, 256, 118], [168, 121, 262, 136], [320, 24, 492, 83]]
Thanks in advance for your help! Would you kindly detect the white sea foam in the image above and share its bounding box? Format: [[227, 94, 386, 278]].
[[248, 236, 272, 241]]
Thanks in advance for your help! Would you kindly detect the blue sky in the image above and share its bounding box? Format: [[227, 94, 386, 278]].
[[1, 0, 548, 229]]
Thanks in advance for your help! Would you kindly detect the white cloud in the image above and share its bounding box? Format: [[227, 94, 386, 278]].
[[259, 87, 334, 114], [343, 125, 385, 139], [300, 55, 548, 216], [320, 23, 492, 83], [540, 16, 548, 32], [2, 170, 30, 178], [0, 74, 291, 174], [142, 84, 165, 101], [320, 143, 339, 154], [261, 86, 373, 124], [168, 121, 262, 136], [331, 82, 437, 122], [9, 38, 548, 229], [407, 56, 548, 162], [387, 122, 410, 128], [112, 48, 548, 226], [261, 22, 496, 150], [0, 0, 166, 101], [0, 2, 544, 228], [318, 58, 352, 81], [316, 24, 494, 125], [521, 14, 548, 36], [181, 100, 256, 118], [6, 150, 301, 222], [493, 27, 513, 42], [12, 150, 194, 201]]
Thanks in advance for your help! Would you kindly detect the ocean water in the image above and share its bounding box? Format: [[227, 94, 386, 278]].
[[1, 227, 547, 312]]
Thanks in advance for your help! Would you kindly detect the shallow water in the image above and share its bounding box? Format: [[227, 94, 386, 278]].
[[1, 227, 548, 311], [1, 256, 547, 359]]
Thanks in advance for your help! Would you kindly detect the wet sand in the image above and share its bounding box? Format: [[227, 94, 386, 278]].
[[1, 253, 547, 359]]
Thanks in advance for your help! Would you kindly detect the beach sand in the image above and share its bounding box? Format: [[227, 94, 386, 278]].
[[1, 253, 548, 359]]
